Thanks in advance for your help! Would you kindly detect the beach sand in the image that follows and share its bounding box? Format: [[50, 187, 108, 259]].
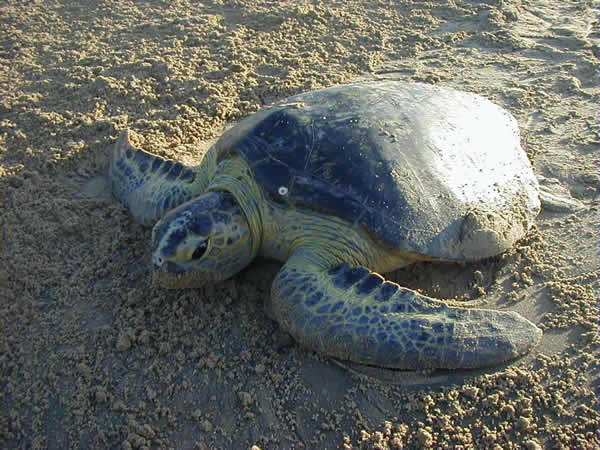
[[1, 0, 598, 448]]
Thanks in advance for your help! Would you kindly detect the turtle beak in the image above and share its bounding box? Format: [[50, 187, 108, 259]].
[[151, 265, 210, 289], [151, 249, 215, 288], [151, 253, 181, 273]]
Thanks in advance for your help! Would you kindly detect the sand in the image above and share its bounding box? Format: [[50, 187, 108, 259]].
[[1, 0, 598, 448]]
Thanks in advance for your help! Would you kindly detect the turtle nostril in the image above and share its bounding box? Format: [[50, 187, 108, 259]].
[[153, 255, 164, 268]]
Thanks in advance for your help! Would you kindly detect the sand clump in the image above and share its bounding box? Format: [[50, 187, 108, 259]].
[[1, 0, 599, 448]]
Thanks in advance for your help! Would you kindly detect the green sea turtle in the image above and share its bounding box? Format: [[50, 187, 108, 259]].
[[110, 81, 542, 370]]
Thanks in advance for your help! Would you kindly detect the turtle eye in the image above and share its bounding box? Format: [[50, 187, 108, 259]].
[[191, 241, 208, 260]]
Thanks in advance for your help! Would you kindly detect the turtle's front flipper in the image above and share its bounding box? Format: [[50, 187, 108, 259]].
[[109, 130, 215, 225], [268, 249, 542, 370]]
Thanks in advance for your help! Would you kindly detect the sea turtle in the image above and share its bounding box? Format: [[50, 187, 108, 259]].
[[110, 81, 542, 370]]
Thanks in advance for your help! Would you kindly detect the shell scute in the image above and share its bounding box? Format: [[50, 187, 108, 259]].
[[214, 81, 540, 260]]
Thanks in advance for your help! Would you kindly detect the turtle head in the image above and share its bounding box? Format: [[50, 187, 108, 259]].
[[151, 191, 254, 288]]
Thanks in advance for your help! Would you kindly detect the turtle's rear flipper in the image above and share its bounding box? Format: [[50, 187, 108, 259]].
[[268, 250, 542, 370], [109, 130, 210, 225]]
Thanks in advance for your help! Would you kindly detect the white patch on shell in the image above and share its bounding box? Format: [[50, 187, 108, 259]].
[[278, 186, 289, 196]]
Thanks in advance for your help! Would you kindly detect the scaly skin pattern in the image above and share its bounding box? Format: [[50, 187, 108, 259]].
[[110, 131, 543, 370], [259, 204, 538, 369], [267, 251, 542, 369], [109, 130, 217, 226], [151, 191, 253, 288]]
